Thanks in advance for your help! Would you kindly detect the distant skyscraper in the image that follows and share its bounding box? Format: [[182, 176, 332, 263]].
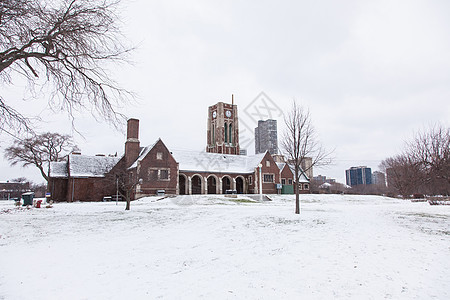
[[372, 171, 386, 187], [345, 166, 372, 187], [255, 119, 278, 155]]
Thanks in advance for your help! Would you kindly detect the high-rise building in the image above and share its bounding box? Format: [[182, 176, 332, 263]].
[[345, 166, 372, 187], [372, 171, 386, 187], [206, 99, 240, 155], [255, 119, 278, 155]]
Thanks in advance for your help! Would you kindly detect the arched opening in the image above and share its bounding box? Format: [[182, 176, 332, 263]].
[[236, 177, 244, 194], [179, 175, 187, 195], [224, 122, 228, 143], [229, 123, 232, 145], [191, 175, 202, 194], [222, 176, 231, 194], [207, 176, 217, 194]]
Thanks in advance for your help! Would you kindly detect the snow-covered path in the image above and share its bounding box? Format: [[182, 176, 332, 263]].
[[0, 195, 449, 299]]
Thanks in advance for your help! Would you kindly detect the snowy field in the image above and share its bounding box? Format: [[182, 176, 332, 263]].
[[0, 194, 449, 299]]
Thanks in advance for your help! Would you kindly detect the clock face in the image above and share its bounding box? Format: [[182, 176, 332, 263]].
[[225, 110, 232, 117], [212, 111, 217, 118]]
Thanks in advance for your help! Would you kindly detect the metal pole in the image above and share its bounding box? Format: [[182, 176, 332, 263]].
[[71, 178, 75, 202], [116, 177, 119, 205], [258, 164, 263, 200]]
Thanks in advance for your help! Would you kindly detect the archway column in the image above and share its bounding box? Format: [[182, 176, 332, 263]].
[[188, 176, 192, 195], [203, 177, 208, 194], [219, 178, 223, 194], [232, 178, 236, 191]]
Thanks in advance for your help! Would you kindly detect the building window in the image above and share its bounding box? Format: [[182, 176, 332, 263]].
[[304, 183, 309, 190], [149, 168, 170, 181], [248, 175, 253, 185], [159, 169, 169, 180], [263, 174, 274, 183], [266, 160, 270, 167], [156, 152, 163, 160], [288, 179, 293, 185], [224, 122, 228, 143], [212, 124, 215, 145], [281, 178, 286, 185], [229, 123, 232, 145]]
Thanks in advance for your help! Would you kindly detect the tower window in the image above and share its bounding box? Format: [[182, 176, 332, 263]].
[[212, 124, 215, 146], [229, 123, 232, 145], [224, 122, 228, 143]]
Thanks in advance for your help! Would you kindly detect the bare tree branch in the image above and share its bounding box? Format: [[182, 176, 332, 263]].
[[0, 0, 133, 135], [4, 132, 76, 182]]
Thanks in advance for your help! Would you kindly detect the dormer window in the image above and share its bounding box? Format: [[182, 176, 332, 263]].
[[156, 152, 163, 160]]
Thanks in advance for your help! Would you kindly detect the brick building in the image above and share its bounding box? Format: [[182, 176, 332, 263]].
[[49, 100, 310, 201]]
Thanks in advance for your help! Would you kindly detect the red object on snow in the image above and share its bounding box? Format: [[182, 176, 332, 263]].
[[35, 200, 42, 208]]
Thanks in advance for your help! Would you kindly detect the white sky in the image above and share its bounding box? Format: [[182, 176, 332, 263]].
[[1, 0, 449, 184]]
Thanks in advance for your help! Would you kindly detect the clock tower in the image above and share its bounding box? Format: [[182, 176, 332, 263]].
[[206, 96, 240, 155]]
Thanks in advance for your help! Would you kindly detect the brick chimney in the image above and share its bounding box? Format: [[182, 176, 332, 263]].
[[125, 118, 140, 168]]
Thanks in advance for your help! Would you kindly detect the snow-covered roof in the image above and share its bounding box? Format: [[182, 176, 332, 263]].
[[276, 162, 286, 171], [288, 165, 310, 183], [319, 182, 332, 188], [171, 149, 267, 174], [69, 154, 121, 178], [49, 161, 68, 178], [128, 141, 159, 169]]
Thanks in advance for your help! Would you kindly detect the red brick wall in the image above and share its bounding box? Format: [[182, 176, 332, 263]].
[[134, 139, 178, 197]]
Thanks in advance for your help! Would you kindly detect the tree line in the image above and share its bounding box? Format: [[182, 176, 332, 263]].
[[380, 124, 449, 197]]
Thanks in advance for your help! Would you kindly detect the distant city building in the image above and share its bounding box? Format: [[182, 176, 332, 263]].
[[313, 175, 336, 185], [372, 171, 386, 187], [345, 166, 372, 187], [255, 119, 278, 155]]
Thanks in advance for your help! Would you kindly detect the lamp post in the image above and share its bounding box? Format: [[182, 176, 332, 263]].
[[258, 163, 263, 200]]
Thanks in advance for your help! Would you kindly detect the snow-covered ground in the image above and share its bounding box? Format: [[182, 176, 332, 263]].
[[0, 195, 449, 299]]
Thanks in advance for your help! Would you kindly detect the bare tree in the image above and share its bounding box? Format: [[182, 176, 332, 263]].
[[0, 0, 132, 134], [380, 124, 450, 197], [281, 100, 333, 214], [406, 124, 450, 193], [380, 155, 421, 197], [106, 161, 141, 211], [4, 132, 76, 182]]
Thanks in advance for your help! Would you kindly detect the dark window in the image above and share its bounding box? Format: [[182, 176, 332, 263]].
[[288, 179, 293, 185], [159, 169, 169, 180], [224, 123, 228, 143], [281, 178, 286, 185], [229, 123, 232, 145], [248, 176, 253, 185], [263, 174, 274, 183]]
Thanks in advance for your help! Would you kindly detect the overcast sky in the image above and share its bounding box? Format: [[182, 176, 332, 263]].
[[1, 0, 449, 185]]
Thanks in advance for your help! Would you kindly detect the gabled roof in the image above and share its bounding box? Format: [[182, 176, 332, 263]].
[[50, 154, 121, 178], [288, 165, 310, 183], [276, 162, 286, 171], [171, 149, 267, 174], [128, 139, 172, 170], [49, 161, 68, 178]]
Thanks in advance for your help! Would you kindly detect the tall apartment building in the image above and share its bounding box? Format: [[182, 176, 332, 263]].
[[345, 166, 372, 187], [372, 171, 386, 187], [255, 119, 278, 155]]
